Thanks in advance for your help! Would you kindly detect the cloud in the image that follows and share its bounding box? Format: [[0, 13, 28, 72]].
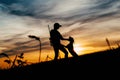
[[0, 4, 10, 13], [1, 37, 50, 56], [1, 0, 120, 20], [0, 0, 120, 56]]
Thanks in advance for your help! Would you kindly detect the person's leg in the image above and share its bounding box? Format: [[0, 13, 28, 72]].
[[53, 46, 59, 60], [59, 45, 68, 59]]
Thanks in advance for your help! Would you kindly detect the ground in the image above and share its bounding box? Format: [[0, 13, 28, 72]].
[[0, 48, 120, 80]]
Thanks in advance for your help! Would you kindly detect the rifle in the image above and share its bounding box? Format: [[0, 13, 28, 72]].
[[48, 25, 52, 46]]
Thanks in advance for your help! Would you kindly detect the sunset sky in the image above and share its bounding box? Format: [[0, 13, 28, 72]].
[[0, 0, 120, 68]]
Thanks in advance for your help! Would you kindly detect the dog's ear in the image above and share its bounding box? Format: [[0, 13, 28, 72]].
[[69, 36, 72, 39], [69, 36, 73, 39]]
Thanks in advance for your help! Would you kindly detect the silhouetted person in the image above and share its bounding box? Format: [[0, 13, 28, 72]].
[[50, 23, 69, 60], [65, 36, 78, 57]]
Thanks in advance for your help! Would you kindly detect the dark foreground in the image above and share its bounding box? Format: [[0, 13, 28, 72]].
[[0, 48, 120, 79]]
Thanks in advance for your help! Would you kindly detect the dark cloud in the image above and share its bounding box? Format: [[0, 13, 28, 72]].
[[1, 37, 50, 56], [94, 0, 119, 9], [65, 1, 120, 23], [14, 40, 32, 46], [1, 0, 120, 21], [2, 42, 40, 56], [0, 32, 29, 43], [0, 0, 18, 5]]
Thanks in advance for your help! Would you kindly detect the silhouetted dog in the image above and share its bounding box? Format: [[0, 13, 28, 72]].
[[65, 36, 78, 57]]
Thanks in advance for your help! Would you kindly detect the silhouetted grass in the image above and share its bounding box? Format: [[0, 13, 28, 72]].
[[0, 48, 120, 80]]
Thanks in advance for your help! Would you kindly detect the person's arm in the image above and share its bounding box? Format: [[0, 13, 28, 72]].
[[61, 37, 69, 40], [60, 34, 69, 40], [58, 31, 69, 40]]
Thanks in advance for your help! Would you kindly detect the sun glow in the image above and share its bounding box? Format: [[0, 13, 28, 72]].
[[74, 44, 84, 55]]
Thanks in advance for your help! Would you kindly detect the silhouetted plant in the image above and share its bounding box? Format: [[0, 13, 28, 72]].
[[0, 53, 10, 59], [28, 35, 41, 63], [4, 59, 11, 68], [4, 59, 11, 64], [45, 55, 53, 61], [0, 53, 12, 67], [28, 35, 40, 41], [0, 52, 28, 69], [18, 52, 24, 59], [17, 53, 27, 67], [106, 38, 112, 50]]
